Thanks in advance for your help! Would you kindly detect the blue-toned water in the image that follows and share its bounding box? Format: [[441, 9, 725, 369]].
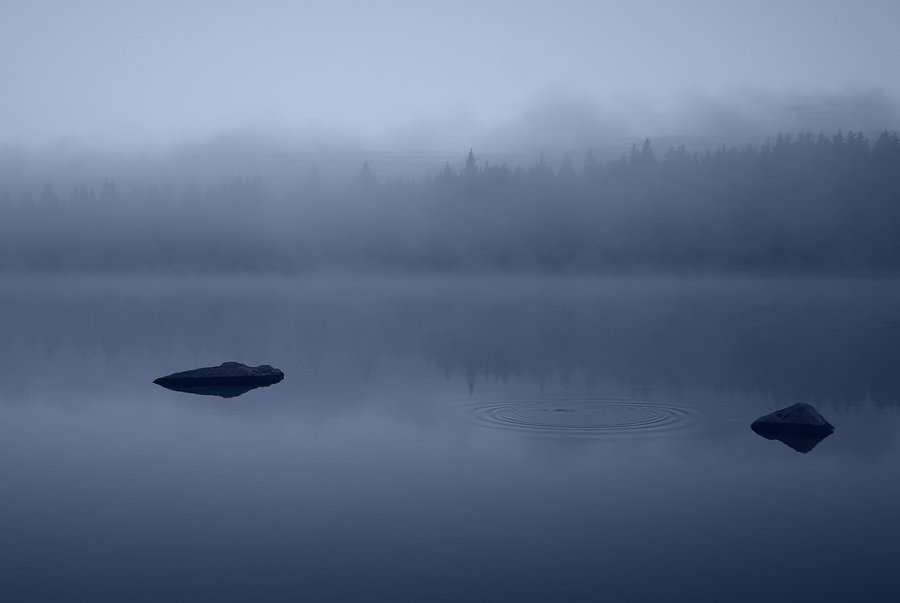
[[2, 276, 899, 601]]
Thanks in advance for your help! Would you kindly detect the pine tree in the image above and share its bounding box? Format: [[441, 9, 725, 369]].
[[355, 161, 377, 189], [464, 149, 477, 180]]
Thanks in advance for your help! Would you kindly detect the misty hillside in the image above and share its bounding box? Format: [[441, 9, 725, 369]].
[[1, 130, 899, 274]]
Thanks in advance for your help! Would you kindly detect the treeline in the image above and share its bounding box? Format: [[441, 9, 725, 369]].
[[1, 130, 899, 273]]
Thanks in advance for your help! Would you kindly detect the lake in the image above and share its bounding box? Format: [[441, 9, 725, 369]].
[[2, 275, 900, 602]]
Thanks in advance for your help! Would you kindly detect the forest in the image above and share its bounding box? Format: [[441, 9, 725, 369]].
[[1, 129, 899, 274]]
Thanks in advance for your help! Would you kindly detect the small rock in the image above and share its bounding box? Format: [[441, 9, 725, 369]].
[[750, 403, 834, 453], [751, 402, 834, 436]]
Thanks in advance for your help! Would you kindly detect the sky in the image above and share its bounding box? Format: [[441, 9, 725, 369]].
[[1, 0, 899, 149]]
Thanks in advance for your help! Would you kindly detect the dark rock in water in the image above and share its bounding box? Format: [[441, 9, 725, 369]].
[[154, 362, 284, 397], [751, 403, 834, 435], [751, 403, 834, 453]]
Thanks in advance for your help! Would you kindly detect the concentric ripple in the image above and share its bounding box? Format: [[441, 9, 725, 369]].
[[466, 397, 697, 437]]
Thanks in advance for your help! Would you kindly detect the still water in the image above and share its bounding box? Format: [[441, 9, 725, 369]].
[[2, 276, 900, 602]]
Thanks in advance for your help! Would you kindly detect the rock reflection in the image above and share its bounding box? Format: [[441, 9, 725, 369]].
[[750, 425, 832, 453], [155, 382, 269, 398]]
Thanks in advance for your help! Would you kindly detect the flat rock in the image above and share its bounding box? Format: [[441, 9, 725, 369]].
[[751, 402, 834, 436], [154, 362, 284, 388]]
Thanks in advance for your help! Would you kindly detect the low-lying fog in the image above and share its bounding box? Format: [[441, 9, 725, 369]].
[[1, 89, 898, 194]]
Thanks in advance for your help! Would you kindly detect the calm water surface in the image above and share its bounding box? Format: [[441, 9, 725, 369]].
[[2, 276, 900, 602]]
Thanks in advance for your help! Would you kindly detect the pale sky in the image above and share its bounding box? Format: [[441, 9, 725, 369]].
[[1, 0, 898, 146]]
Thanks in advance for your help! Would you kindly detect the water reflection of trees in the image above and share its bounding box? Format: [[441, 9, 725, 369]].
[[1, 278, 899, 407]]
